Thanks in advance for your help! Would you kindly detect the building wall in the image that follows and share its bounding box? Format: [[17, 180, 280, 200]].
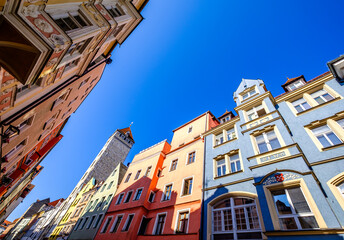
[[68, 163, 127, 240], [202, 73, 344, 240]]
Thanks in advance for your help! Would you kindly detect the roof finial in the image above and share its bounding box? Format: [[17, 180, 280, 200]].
[[129, 122, 133, 127]]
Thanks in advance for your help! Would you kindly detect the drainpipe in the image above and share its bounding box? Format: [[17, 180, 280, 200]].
[[200, 112, 208, 240]]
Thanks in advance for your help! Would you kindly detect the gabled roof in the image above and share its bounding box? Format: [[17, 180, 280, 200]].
[[218, 110, 235, 120], [118, 127, 134, 143], [233, 78, 264, 99], [48, 198, 64, 207], [281, 75, 306, 91]]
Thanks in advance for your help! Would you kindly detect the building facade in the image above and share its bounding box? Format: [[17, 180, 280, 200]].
[[0, 0, 148, 214], [94, 140, 171, 240], [202, 62, 344, 239]]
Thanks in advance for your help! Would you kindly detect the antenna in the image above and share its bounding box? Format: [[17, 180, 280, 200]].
[[129, 122, 133, 127]]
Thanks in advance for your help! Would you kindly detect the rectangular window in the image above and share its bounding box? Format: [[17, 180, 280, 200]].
[[176, 211, 189, 233], [87, 216, 95, 229], [255, 130, 281, 154], [182, 178, 193, 196], [216, 159, 226, 177], [187, 152, 195, 164], [107, 5, 125, 18], [311, 89, 334, 105], [272, 187, 319, 230], [246, 105, 266, 121], [134, 188, 143, 201], [108, 181, 114, 189], [78, 77, 89, 89], [100, 184, 107, 192], [311, 125, 342, 148], [154, 214, 166, 235], [4, 139, 26, 160], [163, 184, 172, 201], [292, 98, 311, 113], [93, 214, 103, 228], [135, 170, 141, 180], [242, 89, 256, 100], [110, 215, 123, 233], [124, 173, 131, 183], [149, 191, 156, 203], [124, 191, 132, 203], [215, 133, 224, 146], [122, 214, 134, 231], [17, 115, 34, 131], [116, 193, 124, 205], [101, 217, 113, 233], [229, 154, 241, 173], [170, 159, 178, 171], [53, 12, 89, 32], [188, 126, 193, 133], [145, 166, 152, 176], [105, 194, 113, 206], [226, 128, 236, 141], [80, 217, 88, 230]]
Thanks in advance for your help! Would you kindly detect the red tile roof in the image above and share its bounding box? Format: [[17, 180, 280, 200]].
[[118, 127, 134, 142], [282, 75, 304, 86], [48, 198, 64, 207]]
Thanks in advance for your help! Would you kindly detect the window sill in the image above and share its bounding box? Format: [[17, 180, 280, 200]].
[[214, 169, 243, 179], [321, 143, 344, 151], [247, 144, 296, 160], [214, 138, 237, 148], [296, 97, 340, 116], [265, 228, 344, 236]]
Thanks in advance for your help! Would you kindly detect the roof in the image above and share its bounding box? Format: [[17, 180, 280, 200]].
[[281, 75, 306, 91], [275, 71, 331, 99], [118, 127, 134, 142], [48, 198, 64, 207], [218, 110, 235, 120], [2, 220, 11, 225], [172, 111, 216, 132]]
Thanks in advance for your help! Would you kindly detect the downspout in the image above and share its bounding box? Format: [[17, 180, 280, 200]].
[[200, 112, 208, 240]]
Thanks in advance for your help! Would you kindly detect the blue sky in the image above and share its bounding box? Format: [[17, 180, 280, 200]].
[[7, 0, 344, 221]]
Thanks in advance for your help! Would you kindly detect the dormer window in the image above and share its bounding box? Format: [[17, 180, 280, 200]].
[[242, 89, 256, 100], [282, 75, 307, 92], [287, 80, 305, 91]]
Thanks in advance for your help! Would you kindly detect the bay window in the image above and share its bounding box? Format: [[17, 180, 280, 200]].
[[212, 197, 262, 240]]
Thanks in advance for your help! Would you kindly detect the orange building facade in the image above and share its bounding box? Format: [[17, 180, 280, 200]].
[[94, 112, 218, 240]]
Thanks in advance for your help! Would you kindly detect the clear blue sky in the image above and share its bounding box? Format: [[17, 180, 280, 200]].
[[8, 0, 344, 221]]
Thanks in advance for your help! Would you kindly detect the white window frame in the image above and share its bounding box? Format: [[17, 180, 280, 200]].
[[311, 125, 342, 148], [133, 187, 144, 201], [153, 212, 167, 235], [110, 214, 124, 233], [246, 105, 267, 121], [100, 216, 113, 233], [174, 208, 190, 234], [180, 176, 194, 197], [215, 158, 227, 177], [310, 89, 334, 105], [254, 130, 281, 154], [186, 150, 196, 165], [271, 187, 318, 230], [93, 214, 103, 228], [145, 166, 152, 176], [212, 197, 262, 239], [169, 159, 178, 171], [148, 191, 156, 203], [134, 170, 141, 180], [86, 215, 96, 229], [124, 190, 133, 203], [122, 213, 135, 232], [242, 88, 257, 100], [161, 183, 173, 202]]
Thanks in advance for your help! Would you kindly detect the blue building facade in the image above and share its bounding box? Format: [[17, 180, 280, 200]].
[[202, 57, 344, 240]]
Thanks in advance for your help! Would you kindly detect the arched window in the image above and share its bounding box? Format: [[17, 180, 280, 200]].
[[212, 197, 263, 240]]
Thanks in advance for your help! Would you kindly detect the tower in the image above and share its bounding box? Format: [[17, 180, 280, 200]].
[[71, 127, 134, 195]]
